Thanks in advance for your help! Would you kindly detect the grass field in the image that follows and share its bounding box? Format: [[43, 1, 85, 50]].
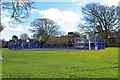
[[2, 48, 118, 78]]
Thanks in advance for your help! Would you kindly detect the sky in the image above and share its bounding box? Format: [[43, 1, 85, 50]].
[[1, 0, 120, 41]]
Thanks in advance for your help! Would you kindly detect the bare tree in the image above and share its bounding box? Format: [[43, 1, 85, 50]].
[[30, 18, 60, 46], [0, 0, 34, 32], [20, 33, 29, 41], [78, 3, 120, 46]]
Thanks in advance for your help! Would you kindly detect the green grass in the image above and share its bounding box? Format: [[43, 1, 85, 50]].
[[2, 48, 118, 78]]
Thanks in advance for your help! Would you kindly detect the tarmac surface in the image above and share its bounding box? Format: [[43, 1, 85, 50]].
[[9, 48, 89, 51]]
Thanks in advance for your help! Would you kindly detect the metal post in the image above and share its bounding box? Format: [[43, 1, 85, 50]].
[[74, 37, 76, 49], [13, 41, 14, 50], [8, 41, 9, 49], [17, 41, 18, 50], [89, 39, 91, 50]]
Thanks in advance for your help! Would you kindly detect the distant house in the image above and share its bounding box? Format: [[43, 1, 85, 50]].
[[48, 32, 87, 44], [109, 38, 120, 47], [47, 36, 69, 46], [47, 32, 87, 46], [108, 29, 120, 47]]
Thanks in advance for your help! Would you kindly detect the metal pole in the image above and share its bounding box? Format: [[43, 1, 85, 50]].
[[74, 37, 76, 49], [89, 39, 91, 50]]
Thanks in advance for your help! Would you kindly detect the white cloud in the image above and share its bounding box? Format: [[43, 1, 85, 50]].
[[25, 25, 34, 30], [1, 10, 11, 16], [30, 9, 40, 13], [1, 10, 33, 40], [1, 10, 15, 28], [100, 0, 120, 6], [31, 8, 82, 33], [1, 25, 24, 36], [1, 25, 33, 41], [72, 0, 76, 2], [8, 25, 24, 31], [1, 15, 24, 32], [76, 1, 87, 6], [1, 8, 82, 40]]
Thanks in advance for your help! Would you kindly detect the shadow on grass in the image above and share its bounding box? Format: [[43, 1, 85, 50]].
[[81, 66, 118, 72]]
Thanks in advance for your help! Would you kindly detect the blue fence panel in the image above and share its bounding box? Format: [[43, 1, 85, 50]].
[[8, 38, 105, 50]]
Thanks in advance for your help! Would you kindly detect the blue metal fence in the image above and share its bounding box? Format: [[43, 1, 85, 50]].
[[75, 38, 105, 50], [8, 38, 105, 50], [8, 41, 41, 50]]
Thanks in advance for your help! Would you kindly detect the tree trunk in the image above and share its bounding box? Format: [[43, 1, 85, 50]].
[[0, 2, 3, 32], [105, 35, 110, 47]]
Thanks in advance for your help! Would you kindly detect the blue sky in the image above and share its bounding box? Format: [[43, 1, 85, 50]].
[[1, 0, 120, 41]]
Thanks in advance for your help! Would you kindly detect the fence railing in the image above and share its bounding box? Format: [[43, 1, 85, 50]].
[[8, 39, 105, 50]]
